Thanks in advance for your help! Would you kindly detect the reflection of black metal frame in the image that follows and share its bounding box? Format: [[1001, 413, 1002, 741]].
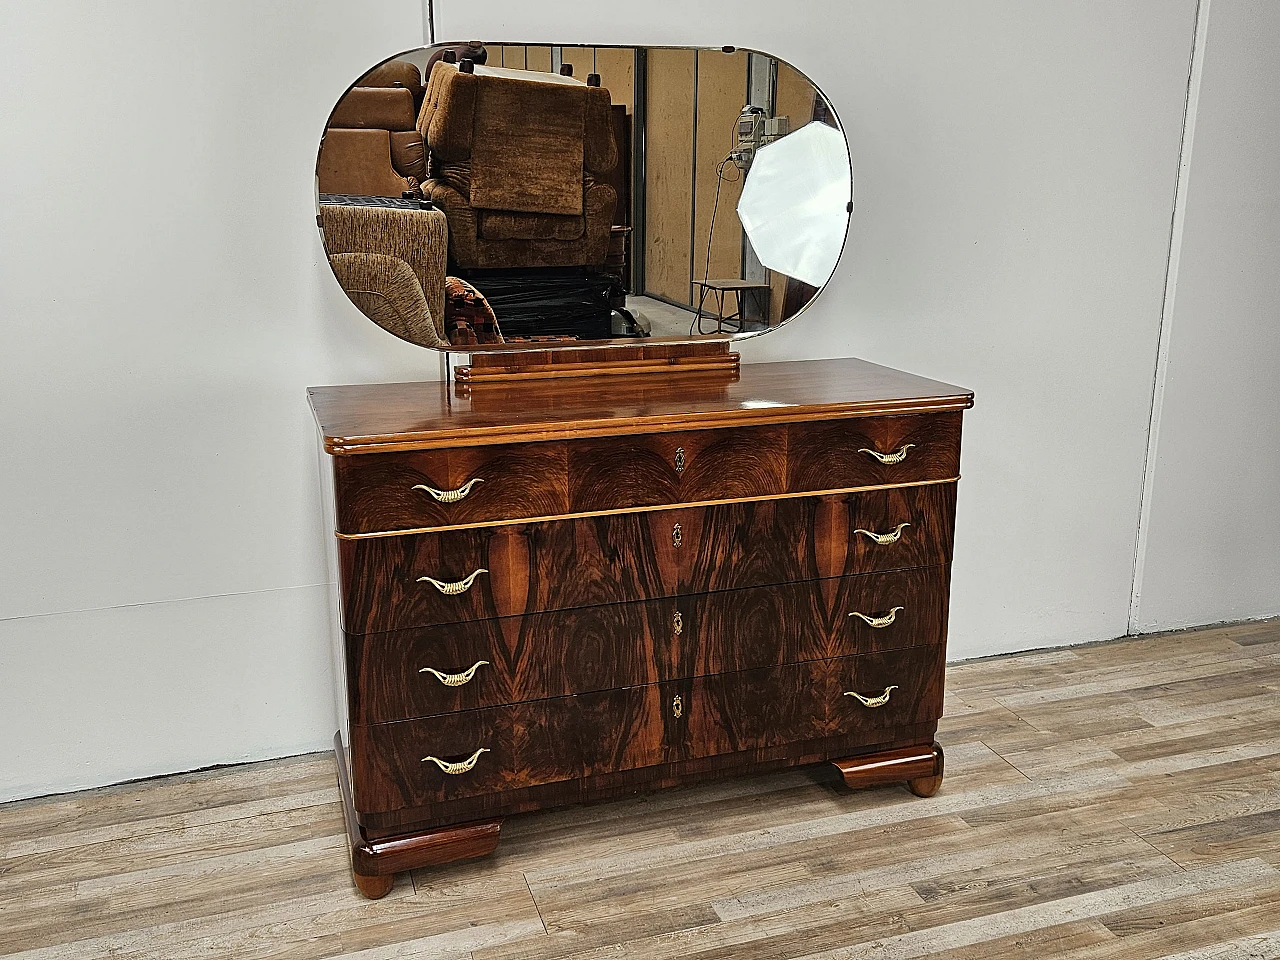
[[692, 280, 770, 335], [631, 48, 647, 296]]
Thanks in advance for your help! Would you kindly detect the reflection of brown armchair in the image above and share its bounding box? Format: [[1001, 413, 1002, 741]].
[[418, 62, 617, 269], [317, 61, 427, 198]]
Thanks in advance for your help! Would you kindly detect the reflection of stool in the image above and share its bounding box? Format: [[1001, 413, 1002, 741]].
[[693, 279, 771, 334]]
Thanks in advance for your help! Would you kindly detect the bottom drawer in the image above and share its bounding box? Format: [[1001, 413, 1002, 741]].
[[349, 646, 945, 816]]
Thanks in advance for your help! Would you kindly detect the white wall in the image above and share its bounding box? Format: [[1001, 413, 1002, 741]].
[[1131, 0, 1280, 631], [0, 0, 433, 801], [0, 0, 1273, 803]]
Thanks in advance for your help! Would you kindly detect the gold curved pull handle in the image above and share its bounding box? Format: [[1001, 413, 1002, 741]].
[[854, 522, 911, 545], [672, 694, 683, 718], [419, 660, 489, 687], [858, 444, 915, 465], [673, 611, 684, 636], [849, 606, 904, 628], [422, 747, 490, 775], [412, 478, 484, 503], [674, 447, 687, 474], [672, 523, 683, 548], [844, 685, 899, 708], [417, 568, 488, 595]]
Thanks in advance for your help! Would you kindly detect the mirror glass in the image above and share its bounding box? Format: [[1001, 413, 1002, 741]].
[[316, 43, 852, 350]]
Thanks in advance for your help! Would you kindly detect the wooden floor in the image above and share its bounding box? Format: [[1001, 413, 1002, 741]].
[[4, 620, 1280, 959]]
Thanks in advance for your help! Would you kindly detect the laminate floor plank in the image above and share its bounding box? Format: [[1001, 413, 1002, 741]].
[[4, 623, 1278, 959]]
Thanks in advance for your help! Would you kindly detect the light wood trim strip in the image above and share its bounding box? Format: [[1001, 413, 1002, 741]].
[[323, 396, 975, 454], [334, 477, 961, 539]]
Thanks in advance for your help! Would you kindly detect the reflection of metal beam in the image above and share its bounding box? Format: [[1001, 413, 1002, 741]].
[[421, 0, 435, 45], [741, 53, 776, 317], [633, 48, 647, 295]]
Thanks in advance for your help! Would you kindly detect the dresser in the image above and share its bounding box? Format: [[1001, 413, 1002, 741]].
[[308, 356, 972, 898]]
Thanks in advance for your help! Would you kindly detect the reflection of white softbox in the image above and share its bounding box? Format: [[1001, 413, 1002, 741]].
[[736, 121, 853, 288]]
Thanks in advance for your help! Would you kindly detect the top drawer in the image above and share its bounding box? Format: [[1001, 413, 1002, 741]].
[[332, 413, 962, 535], [787, 413, 962, 492], [334, 442, 569, 535]]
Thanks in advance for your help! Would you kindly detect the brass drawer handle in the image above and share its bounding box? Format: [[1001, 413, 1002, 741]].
[[844, 685, 898, 708], [858, 444, 915, 465], [674, 447, 687, 473], [417, 568, 488, 595], [672, 694, 683, 718], [422, 747, 490, 775], [849, 606, 904, 628], [854, 522, 911, 545], [419, 660, 489, 687], [412, 478, 483, 503], [672, 523, 683, 548]]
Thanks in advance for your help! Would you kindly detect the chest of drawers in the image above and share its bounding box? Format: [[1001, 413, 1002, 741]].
[[309, 357, 972, 898]]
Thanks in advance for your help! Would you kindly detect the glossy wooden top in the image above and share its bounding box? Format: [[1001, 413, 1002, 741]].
[[308, 357, 973, 454]]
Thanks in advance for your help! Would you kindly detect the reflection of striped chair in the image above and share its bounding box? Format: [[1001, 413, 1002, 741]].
[[328, 253, 444, 347], [319, 200, 449, 347]]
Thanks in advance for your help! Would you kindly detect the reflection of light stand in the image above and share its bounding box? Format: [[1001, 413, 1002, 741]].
[[693, 106, 791, 335]]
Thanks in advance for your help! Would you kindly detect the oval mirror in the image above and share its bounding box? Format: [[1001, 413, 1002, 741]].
[[316, 42, 852, 350]]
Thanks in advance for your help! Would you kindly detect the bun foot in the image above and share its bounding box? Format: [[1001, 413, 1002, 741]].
[[832, 742, 944, 795], [334, 733, 502, 898], [906, 772, 944, 798], [353, 871, 395, 899]]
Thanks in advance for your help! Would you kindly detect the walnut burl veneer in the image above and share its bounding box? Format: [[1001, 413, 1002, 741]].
[[309, 358, 972, 897]]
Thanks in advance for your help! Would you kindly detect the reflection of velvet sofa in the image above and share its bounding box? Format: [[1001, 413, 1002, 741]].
[[317, 61, 427, 198], [418, 62, 617, 269]]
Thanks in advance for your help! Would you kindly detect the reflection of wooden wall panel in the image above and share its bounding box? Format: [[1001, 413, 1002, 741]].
[[595, 48, 635, 111], [693, 50, 747, 288], [644, 48, 696, 305], [498, 46, 526, 69], [526, 46, 552, 72], [769, 63, 819, 323], [560, 46, 594, 80]]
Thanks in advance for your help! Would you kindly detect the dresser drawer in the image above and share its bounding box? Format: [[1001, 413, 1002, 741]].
[[339, 485, 956, 635], [671, 646, 946, 763], [346, 566, 949, 723], [349, 697, 589, 813], [787, 412, 962, 492], [350, 646, 946, 815], [332, 441, 569, 534], [567, 425, 787, 512]]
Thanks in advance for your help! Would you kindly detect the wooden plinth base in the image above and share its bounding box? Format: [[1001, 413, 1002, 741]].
[[832, 741, 945, 798], [455, 341, 740, 384], [334, 733, 502, 899]]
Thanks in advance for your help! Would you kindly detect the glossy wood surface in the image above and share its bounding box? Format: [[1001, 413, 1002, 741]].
[[334, 442, 568, 534], [567, 424, 787, 510], [338, 484, 957, 633], [331, 416, 960, 536], [455, 341, 739, 382], [349, 647, 945, 822], [308, 357, 973, 454], [788, 412, 963, 491], [832, 741, 945, 794], [346, 565, 950, 722]]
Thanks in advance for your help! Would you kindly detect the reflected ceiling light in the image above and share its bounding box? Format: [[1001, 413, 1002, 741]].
[[736, 121, 853, 289]]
